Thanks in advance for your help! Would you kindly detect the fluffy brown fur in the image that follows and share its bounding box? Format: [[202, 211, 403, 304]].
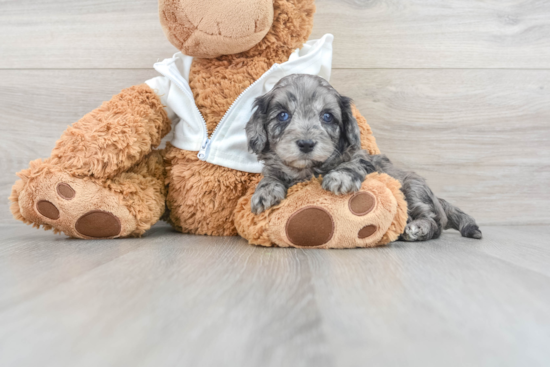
[[11, 0, 406, 247], [10, 85, 169, 238], [164, 144, 260, 235], [50, 84, 171, 178]]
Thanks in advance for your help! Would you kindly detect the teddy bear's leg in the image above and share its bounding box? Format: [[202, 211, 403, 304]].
[[234, 173, 409, 249], [11, 151, 166, 239], [10, 84, 171, 238]]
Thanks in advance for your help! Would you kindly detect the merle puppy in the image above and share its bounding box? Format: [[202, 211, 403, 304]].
[[245, 74, 481, 241]]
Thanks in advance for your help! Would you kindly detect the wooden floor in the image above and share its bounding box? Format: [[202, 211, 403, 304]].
[[1, 223, 549, 367], [2, 1, 550, 365]]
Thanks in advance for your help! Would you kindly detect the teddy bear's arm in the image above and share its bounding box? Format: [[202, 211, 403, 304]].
[[48, 84, 172, 178]]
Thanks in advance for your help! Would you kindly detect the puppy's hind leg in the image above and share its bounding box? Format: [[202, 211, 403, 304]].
[[399, 173, 444, 242], [438, 198, 482, 239]]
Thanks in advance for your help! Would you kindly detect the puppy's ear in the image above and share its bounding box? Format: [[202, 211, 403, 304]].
[[339, 95, 362, 151], [246, 94, 271, 154]]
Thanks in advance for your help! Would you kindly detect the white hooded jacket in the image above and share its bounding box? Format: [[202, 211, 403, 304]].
[[145, 34, 334, 173]]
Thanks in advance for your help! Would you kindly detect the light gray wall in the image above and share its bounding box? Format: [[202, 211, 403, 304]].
[[1, 0, 549, 225]]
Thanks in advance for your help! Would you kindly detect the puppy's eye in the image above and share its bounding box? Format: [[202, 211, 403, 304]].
[[322, 112, 334, 123], [277, 112, 290, 122]]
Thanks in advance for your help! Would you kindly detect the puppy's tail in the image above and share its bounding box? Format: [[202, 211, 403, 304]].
[[438, 198, 482, 239]]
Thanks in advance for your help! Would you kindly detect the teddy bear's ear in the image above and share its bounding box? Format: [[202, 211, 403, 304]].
[[246, 95, 272, 155]]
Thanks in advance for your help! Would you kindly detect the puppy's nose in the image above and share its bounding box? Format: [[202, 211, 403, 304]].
[[296, 139, 317, 153]]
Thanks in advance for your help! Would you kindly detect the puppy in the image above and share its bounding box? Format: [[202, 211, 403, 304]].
[[246, 74, 482, 241], [246, 74, 372, 213]]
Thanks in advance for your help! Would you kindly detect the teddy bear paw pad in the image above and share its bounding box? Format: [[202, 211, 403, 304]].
[[349, 192, 376, 216], [56, 182, 76, 200], [16, 171, 136, 239], [36, 200, 60, 220], [285, 206, 334, 247], [75, 210, 122, 238], [35, 182, 75, 219], [358, 225, 377, 239]]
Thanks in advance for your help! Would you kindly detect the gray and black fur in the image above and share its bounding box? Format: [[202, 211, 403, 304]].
[[368, 155, 482, 241], [246, 74, 373, 214], [246, 74, 481, 241]]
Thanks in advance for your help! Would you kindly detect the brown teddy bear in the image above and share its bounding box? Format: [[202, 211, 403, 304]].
[[10, 0, 407, 248]]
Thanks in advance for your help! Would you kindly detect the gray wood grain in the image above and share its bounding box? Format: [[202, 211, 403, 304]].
[[312, 0, 550, 69], [2, 69, 549, 225], [2, 0, 550, 69], [331, 69, 550, 226], [0, 223, 549, 367], [2, 2, 549, 366]]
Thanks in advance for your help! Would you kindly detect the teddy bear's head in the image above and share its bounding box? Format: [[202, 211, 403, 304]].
[[159, 0, 315, 58]]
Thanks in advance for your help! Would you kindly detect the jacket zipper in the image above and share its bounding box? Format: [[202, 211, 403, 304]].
[[156, 61, 211, 161], [159, 60, 277, 162], [202, 64, 277, 161]]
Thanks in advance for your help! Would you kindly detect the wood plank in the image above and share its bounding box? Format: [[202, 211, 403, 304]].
[[313, 0, 550, 69], [330, 68, 550, 225], [0, 0, 177, 69], [1, 69, 549, 225], [469, 225, 550, 278], [0, 224, 332, 367], [305, 226, 550, 367], [0, 222, 162, 311], [2, 0, 550, 69], [0, 224, 549, 366]]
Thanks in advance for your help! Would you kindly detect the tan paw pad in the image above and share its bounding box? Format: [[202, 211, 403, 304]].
[[56, 182, 76, 200], [36, 200, 60, 220], [358, 225, 377, 239], [285, 206, 334, 247], [75, 210, 122, 239], [349, 192, 376, 216]]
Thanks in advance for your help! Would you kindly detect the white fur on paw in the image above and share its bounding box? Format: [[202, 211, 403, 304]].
[[322, 171, 361, 195], [402, 222, 432, 242], [403, 223, 421, 241]]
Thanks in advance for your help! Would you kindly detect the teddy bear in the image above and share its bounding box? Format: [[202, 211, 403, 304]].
[[10, 0, 407, 249]]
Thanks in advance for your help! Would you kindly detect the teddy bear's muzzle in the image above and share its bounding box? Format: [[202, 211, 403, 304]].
[[159, 0, 274, 58]]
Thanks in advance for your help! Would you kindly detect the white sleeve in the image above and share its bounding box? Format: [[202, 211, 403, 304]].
[[145, 76, 178, 122]]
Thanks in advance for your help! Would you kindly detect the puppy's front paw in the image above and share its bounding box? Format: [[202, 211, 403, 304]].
[[251, 184, 287, 215], [322, 171, 362, 195]]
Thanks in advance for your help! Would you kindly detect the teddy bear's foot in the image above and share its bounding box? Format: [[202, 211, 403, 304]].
[[12, 169, 136, 239], [283, 196, 379, 247], [10, 155, 167, 239], [235, 173, 409, 249]]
